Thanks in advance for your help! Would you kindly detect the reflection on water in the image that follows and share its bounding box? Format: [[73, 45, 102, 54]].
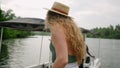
[[0, 44, 9, 68], [86, 38, 120, 68], [0, 36, 120, 68], [0, 35, 51, 68]]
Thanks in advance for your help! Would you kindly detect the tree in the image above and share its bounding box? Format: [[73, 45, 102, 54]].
[[86, 25, 120, 39], [0, 9, 31, 39], [0, 9, 16, 21]]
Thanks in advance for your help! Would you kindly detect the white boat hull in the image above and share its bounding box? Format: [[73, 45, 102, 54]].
[[26, 58, 101, 68], [84, 58, 101, 68]]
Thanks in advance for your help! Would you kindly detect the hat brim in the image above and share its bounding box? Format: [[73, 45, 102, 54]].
[[44, 8, 71, 17]]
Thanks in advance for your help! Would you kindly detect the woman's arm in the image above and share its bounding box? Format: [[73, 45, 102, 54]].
[[51, 25, 68, 68]]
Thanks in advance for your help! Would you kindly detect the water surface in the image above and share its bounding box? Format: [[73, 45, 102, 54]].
[[0, 36, 120, 68]]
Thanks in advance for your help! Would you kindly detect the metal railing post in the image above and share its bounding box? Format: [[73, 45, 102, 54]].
[[39, 34, 43, 64], [0, 28, 3, 55]]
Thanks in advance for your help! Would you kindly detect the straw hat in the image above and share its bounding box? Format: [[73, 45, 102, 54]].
[[44, 2, 70, 17]]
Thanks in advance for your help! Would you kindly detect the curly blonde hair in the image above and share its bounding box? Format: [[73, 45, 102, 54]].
[[45, 11, 85, 65]]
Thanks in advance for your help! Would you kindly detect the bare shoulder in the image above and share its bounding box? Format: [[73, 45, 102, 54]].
[[50, 24, 64, 35], [50, 24, 66, 44]]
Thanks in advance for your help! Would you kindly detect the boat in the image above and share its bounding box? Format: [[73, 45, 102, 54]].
[[0, 18, 101, 68]]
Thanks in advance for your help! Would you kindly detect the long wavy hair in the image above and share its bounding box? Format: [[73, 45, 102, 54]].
[[45, 11, 85, 65]]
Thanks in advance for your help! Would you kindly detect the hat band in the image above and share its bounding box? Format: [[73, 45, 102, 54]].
[[52, 8, 68, 15]]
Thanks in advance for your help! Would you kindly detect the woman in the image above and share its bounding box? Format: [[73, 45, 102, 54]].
[[45, 2, 85, 68]]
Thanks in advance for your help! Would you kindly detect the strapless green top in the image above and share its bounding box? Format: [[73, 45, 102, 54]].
[[50, 42, 76, 63]]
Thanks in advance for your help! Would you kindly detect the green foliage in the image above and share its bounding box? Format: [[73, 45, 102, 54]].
[[0, 9, 16, 21], [0, 9, 32, 39], [86, 25, 120, 39], [2, 28, 31, 39]]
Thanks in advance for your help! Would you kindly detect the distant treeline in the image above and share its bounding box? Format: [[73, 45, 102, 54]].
[[0, 9, 32, 39], [1, 9, 120, 39], [86, 25, 120, 39]]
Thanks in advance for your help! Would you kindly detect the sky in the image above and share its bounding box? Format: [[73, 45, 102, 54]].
[[1, 0, 120, 29]]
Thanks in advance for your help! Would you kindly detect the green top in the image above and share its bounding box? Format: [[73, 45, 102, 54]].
[[50, 42, 76, 63]]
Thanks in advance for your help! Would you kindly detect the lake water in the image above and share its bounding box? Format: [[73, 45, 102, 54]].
[[0, 35, 120, 68]]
